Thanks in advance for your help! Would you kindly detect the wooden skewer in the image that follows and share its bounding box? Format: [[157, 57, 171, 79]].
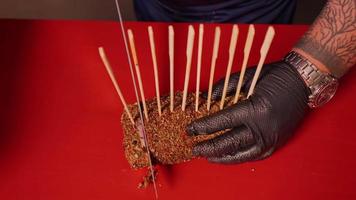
[[247, 26, 275, 98], [148, 26, 162, 116], [233, 24, 255, 103], [195, 24, 204, 112], [207, 26, 221, 111], [127, 29, 149, 120], [220, 25, 239, 110], [169, 25, 175, 112], [98, 47, 135, 125], [182, 25, 195, 111]]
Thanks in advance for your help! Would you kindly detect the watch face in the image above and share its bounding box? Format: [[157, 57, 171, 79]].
[[312, 80, 339, 108]]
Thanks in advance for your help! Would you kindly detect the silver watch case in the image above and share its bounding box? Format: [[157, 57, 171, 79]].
[[285, 51, 338, 108]]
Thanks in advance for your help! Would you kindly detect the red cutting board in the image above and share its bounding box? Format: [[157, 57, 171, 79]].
[[0, 19, 355, 200]]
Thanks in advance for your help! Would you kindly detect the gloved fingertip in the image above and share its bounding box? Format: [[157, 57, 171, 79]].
[[192, 146, 201, 156], [186, 123, 197, 136]]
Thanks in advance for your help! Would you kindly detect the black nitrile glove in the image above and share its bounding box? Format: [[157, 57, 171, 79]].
[[186, 61, 310, 164]]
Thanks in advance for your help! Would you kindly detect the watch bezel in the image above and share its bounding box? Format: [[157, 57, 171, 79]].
[[308, 78, 338, 108]]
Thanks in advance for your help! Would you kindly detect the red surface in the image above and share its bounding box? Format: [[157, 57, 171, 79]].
[[0, 19, 355, 200]]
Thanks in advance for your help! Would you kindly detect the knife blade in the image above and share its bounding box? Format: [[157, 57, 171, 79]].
[[114, 0, 159, 199]]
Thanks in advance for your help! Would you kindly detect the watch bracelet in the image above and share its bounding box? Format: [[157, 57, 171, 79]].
[[284, 51, 331, 97]]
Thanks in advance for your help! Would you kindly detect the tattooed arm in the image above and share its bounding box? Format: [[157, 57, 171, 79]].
[[294, 0, 356, 78]]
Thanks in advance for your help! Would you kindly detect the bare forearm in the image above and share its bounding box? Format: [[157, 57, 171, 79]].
[[293, 0, 356, 78]]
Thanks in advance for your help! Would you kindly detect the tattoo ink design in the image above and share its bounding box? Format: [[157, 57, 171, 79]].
[[296, 0, 356, 77]]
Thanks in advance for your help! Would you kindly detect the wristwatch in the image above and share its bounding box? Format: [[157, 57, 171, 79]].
[[284, 51, 339, 108]]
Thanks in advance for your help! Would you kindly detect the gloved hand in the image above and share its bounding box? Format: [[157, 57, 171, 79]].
[[186, 61, 310, 164]]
